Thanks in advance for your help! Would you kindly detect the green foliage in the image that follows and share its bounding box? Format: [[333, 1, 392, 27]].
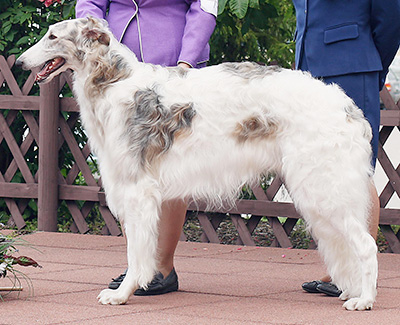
[[0, 0, 75, 56], [210, 0, 296, 67]]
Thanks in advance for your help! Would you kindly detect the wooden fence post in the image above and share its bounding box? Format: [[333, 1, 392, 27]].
[[38, 76, 59, 232]]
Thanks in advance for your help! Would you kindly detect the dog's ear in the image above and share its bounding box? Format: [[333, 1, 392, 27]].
[[83, 28, 110, 46], [97, 32, 110, 46]]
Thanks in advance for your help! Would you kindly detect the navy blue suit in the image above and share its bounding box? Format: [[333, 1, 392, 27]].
[[293, 0, 400, 166]]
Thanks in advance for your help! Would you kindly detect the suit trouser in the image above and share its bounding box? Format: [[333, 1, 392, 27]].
[[322, 72, 380, 169]]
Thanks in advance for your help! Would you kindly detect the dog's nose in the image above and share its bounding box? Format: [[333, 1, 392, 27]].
[[15, 58, 24, 68]]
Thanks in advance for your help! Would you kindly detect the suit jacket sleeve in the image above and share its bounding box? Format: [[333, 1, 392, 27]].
[[75, 0, 109, 19], [177, 0, 216, 67], [371, 0, 400, 89]]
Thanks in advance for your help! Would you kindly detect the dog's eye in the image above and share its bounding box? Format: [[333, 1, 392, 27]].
[[49, 34, 57, 40]]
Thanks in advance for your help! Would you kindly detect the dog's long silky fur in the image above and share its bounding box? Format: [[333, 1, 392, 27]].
[[18, 18, 378, 310]]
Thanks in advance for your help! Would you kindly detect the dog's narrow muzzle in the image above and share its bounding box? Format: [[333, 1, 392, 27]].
[[15, 58, 23, 68], [15, 58, 29, 71]]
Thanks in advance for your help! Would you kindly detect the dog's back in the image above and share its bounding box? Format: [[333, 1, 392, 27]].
[[152, 64, 372, 204]]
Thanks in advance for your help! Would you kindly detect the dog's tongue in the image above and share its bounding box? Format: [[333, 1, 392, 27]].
[[36, 57, 64, 82]]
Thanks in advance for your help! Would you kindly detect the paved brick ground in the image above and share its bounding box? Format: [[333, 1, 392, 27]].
[[1, 232, 399, 324]]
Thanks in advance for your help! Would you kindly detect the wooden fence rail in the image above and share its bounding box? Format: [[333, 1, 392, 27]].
[[1, 55, 400, 252]]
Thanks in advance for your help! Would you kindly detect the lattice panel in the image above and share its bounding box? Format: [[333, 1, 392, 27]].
[[377, 88, 400, 252], [0, 55, 39, 229], [185, 177, 306, 248], [1, 55, 400, 254]]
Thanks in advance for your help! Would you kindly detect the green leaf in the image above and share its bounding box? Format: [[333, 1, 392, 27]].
[[62, 1, 76, 19], [10, 14, 19, 24], [7, 47, 20, 54], [19, 12, 31, 24], [16, 36, 30, 46], [24, 5, 39, 13], [249, 0, 259, 9], [2, 20, 11, 28], [5, 30, 16, 42], [218, 0, 229, 15], [60, 168, 67, 178], [229, 0, 249, 19], [0, 11, 11, 20], [3, 24, 11, 34]]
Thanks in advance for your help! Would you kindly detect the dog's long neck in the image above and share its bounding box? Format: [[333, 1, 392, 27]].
[[82, 40, 137, 98], [72, 38, 146, 160]]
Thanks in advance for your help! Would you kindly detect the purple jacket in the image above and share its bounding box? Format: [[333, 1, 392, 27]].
[[76, 0, 216, 68]]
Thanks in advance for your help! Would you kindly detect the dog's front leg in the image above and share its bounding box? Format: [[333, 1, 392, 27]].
[[98, 185, 160, 305]]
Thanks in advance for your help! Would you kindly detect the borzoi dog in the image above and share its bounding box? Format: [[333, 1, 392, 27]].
[[17, 17, 378, 310]]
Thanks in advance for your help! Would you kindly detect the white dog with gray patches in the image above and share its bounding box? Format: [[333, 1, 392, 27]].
[[18, 17, 378, 310]]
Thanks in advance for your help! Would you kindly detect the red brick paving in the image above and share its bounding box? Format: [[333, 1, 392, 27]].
[[1, 232, 399, 324]]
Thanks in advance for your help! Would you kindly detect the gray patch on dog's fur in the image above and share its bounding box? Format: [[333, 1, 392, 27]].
[[167, 66, 189, 78], [127, 87, 196, 167], [69, 28, 78, 40], [344, 103, 364, 120], [86, 50, 132, 96], [344, 102, 372, 140], [221, 62, 281, 79], [74, 49, 85, 62]]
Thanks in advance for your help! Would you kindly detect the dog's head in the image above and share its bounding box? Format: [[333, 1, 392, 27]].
[[17, 17, 111, 83]]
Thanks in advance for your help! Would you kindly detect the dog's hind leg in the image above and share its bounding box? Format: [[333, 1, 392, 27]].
[[339, 221, 378, 310], [300, 205, 377, 310], [285, 165, 377, 310], [315, 218, 377, 310], [98, 182, 160, 305]]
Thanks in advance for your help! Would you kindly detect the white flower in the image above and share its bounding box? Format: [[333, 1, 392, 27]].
[[0, 262, 7, 277]]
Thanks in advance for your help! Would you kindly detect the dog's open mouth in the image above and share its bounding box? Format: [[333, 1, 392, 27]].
[[36, 57, 66, 83]]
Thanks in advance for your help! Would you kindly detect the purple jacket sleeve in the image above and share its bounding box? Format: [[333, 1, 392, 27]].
[[75, 0, 109, 20], [371, 0, 400, 89], [178, 0, 216, 67]]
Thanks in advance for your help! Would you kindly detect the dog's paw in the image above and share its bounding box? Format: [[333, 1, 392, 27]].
[[97, 288, 129, 305], [342, 297, 373, 311]]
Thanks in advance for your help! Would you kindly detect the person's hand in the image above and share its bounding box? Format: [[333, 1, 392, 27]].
[[178, 62, 191, 69]]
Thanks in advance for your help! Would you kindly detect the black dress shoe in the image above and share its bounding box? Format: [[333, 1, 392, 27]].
[[302, 280, 323, 293], [316, 282, 342, 297], [108, 270, 127, 289], [134, 268, 179, 296]]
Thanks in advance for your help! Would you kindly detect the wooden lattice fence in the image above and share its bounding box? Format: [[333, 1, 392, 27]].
[[1, 54, 400, 252]]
